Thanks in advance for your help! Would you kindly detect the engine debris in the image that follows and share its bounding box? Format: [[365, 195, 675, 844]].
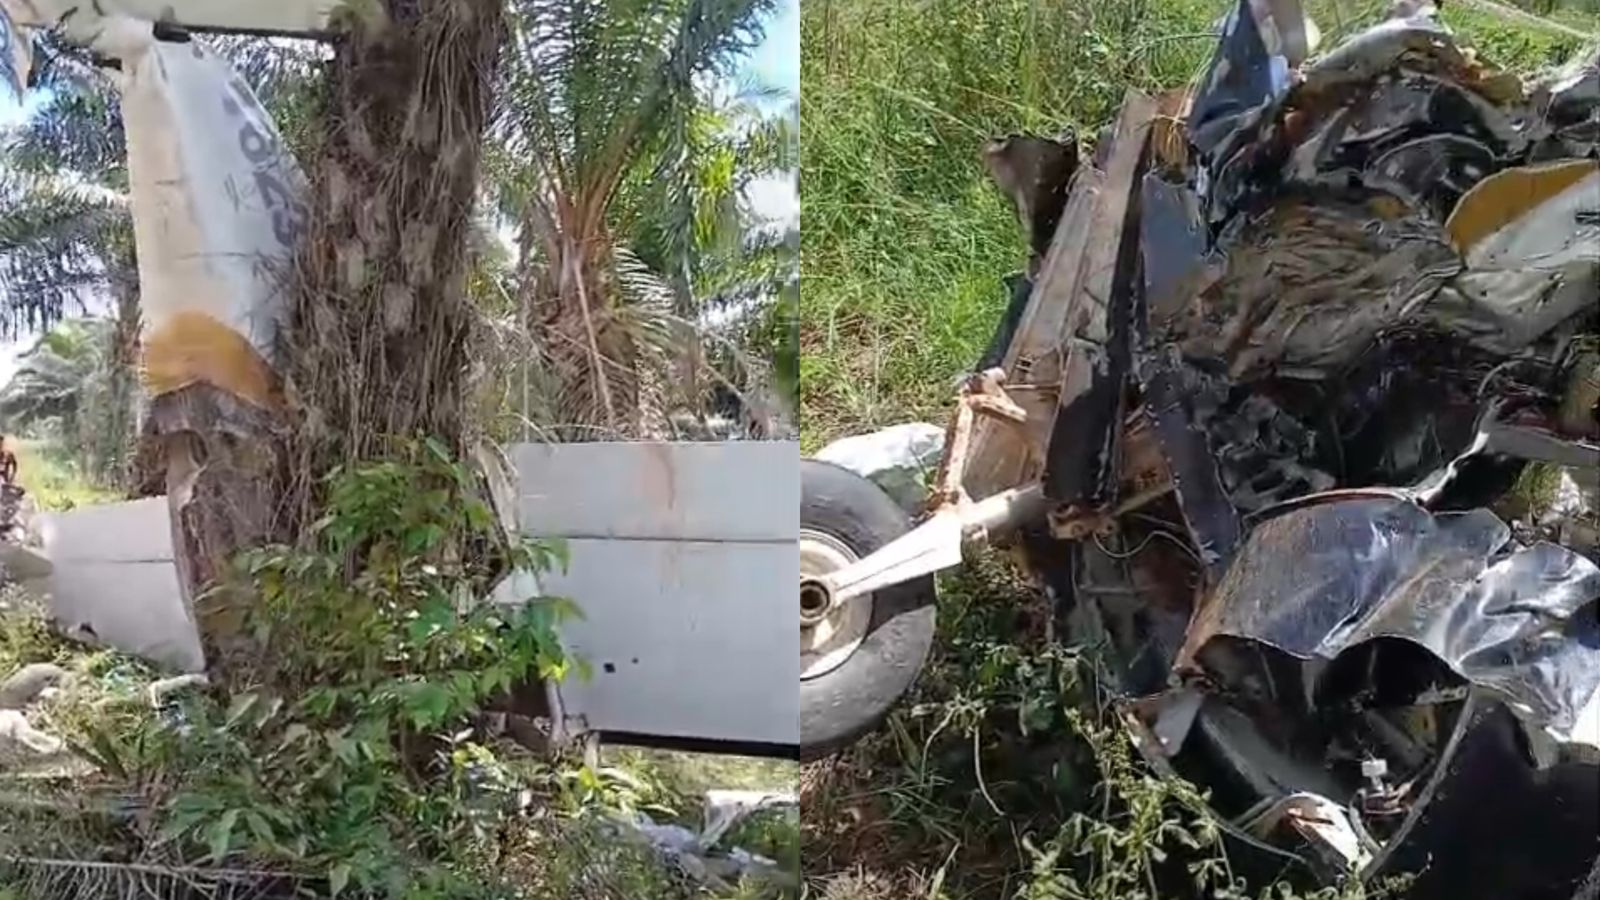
[[987, 0, 1600, 895]]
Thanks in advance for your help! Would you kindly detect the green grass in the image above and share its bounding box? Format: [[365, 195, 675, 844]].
[[799, 0, 1598, 452], [799, 0, 1597, 896], [13, 440, 124, 512], [799, 0, 1226, 450], [609, 748, 798, 800]]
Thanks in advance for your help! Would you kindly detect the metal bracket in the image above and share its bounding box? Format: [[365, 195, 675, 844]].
[[802, 370, 1044, 618], [930, 367, 1029, 509]]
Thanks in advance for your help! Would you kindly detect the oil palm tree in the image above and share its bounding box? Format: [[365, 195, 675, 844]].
[[281, 0, 506, 483], [0, 32, 140, 485], [620, 88, 797, 436], [0, 316, 127, 483], [491, 0, 780, 439], [2, 8, 506, 648]]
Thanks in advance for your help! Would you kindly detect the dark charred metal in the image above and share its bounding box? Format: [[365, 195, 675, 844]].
[[983, 133, 1081, 267], [981, 0, 1600, 892]]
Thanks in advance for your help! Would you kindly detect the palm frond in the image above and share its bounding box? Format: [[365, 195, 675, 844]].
[[498, 0, 773, 221], [7, 31, 125, 177], [487, 0, 788, 439], [10, 31, 323, 180], [616, 87, 793, 316], [204, 35, 328, 107], [0, 170, 127, 339], [0, 317, 114, 429], [611, 244, 681, 358]]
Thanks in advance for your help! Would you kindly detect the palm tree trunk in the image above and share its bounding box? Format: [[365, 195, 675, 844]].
[[108, 262, 141, 490], [156, 384, 285, 662], [155, 0, 506, 674], [530, 234, 650, 439], [283, 0, 505, 519]]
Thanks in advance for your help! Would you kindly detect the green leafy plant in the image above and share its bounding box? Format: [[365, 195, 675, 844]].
[[112, 440, 584, 898]]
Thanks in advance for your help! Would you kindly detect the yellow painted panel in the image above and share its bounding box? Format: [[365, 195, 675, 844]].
[[1446, 159, 1599, 254], [141, 310, 283, 409]]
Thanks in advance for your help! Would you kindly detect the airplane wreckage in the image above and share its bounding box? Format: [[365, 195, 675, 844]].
[[798, 2, 1600, 897]]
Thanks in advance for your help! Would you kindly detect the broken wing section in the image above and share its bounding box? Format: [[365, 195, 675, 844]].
[[1, 0, 337, 36], [119, 26, 308, 410]]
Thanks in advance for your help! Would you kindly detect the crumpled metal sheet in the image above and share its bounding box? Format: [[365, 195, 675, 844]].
[[1364, 134, 1497, 221], [1139, 174, 1213, 322], [1070, 1, 1600, 889], [1298, 14, 1464, 93], [1187, 0, 1307, 162], [1198, 4, 1529, 223], [1432, 161, 1600, 354], [1145, 3, 1598, 382], [983, 133, 1080, 267], [1157, 195, 1460, 379], [0, 3, 28, 96], [1530, 45, 1599, 159], [1138, 347, 1242, 576], [1287, 71, 1517, 219], [1180, 497, 1600, 753]]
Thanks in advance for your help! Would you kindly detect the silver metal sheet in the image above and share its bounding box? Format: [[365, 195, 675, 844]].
[[33, 443, 800, 750], [1, 0, 336, 35], [513, 441, 798, 543], [542, 539, 798, 746]]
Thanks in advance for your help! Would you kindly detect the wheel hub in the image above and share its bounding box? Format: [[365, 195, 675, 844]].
[[800, 529, 873, 680]]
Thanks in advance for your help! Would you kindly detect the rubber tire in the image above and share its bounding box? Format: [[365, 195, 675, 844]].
[[800, 459, 937, 760]]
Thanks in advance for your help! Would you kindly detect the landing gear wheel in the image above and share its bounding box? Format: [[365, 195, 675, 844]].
[[800, 459, 936, 760]]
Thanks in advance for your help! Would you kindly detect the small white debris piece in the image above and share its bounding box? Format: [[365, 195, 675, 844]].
[[0, 709, 63, 757], [1561, 684, 1600, 764], [1242, 792, 1375, 871], [700, 789, 798, 849], [1542, 468, 1589, 525], [0, 663, 69, 710], [602, 785, 797, 890], [1151, 689, 1204, 757], [148, 672, 210, 709], [634, 818, 701, 854], [816, 423, 946, 514]]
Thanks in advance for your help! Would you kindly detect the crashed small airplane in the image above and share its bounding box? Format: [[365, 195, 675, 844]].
[[799, 1, 1599, 896]]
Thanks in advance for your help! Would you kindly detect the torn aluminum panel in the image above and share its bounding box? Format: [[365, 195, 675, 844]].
[[121, 25, 308, 410], [1529, 45, 1599, 159], [1138, 174, 1212, 323], [1197, 7, 1531, 224], [1298, 15, 1465, 94], [1160, 195, 1459, 380], [983, 133, 1080, 269], [1179, 496, 1600, 754], [0, 0, 336, 38], [1431, 161, 1600, 354], [0, 2, 27, 95], [1187, 0, 1310, 164]]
